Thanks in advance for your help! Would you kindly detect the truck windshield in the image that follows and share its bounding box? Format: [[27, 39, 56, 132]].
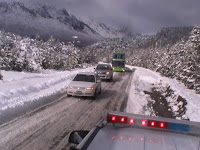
[[73, 74, 95, 82], [113, 54, 125, 59], [96, 65, 110, 70], [112, 61, 125, 67]]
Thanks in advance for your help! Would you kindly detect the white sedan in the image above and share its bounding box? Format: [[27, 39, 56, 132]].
[[67, 72, 101, 100]]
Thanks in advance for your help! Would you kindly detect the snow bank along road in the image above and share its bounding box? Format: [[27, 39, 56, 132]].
[[0, 70, 133, 150]]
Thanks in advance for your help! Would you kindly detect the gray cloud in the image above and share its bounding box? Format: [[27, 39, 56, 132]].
[[63, 0, 200, 34], [3, 0, 200, 34]]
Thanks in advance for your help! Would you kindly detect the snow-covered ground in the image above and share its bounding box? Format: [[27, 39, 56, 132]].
[[126, 66, 200, 122], [0, 66, 199, 122], [0, 66, 93, 111]]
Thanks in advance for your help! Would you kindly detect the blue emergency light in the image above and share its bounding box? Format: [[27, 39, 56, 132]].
[[168, 123, 190, 132]]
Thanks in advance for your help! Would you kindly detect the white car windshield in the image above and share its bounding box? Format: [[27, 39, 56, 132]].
[[73, 74, 95, 82], [96, 65, 110, 70]]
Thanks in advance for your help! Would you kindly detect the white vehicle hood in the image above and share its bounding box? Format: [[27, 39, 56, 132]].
[[69, 81, 96, 88], [87, 127, 200, 150]]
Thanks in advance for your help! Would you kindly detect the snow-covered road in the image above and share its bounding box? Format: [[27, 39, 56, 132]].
[[0, 67, 133, 150], [0, 65, 199, 150], [0, 65, 200, 123]]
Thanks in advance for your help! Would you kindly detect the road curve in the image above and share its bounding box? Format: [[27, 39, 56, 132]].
[[0, 70, 133, 150]]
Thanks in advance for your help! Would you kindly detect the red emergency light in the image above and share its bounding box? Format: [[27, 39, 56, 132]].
[[148, 120, 168, 129], [160, 123, 164, 128], [141, 120, 146, 126], [107, 114, 128, 124], [151, 121, 155, 127], [106, 112, 190, 133], [129, 118, 134, 124], [111, 116, 116, 121], [121, 117, 125, 123]]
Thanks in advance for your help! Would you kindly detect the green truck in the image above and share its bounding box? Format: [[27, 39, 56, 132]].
[[111, 52, 126, 72]]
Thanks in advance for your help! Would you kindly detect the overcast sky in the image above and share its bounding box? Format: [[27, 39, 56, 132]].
[[4, 0, 200, 34]]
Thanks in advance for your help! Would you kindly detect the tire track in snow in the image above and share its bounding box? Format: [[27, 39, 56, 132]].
[[0, 70, 134, 150]]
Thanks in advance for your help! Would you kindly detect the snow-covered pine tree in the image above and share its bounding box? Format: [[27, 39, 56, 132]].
[[0, 30, 81, 71]]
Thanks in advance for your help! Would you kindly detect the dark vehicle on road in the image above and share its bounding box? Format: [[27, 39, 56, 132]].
[[94, 64, 113, 81], [67, 72, 101, 99]]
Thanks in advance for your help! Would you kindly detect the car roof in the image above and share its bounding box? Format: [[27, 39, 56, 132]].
[[77, 72, 96, 76]]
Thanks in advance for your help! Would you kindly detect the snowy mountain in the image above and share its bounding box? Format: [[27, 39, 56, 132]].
[[0, 1, 128, 46], [78, 17, 128, 38], [0, 1, 99, 46]]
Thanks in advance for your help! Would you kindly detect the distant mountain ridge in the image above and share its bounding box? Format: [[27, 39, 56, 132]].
[[0, 1, 128, 46]]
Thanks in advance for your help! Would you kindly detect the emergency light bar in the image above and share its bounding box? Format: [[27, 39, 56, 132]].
[[106, 111, 200, 135]]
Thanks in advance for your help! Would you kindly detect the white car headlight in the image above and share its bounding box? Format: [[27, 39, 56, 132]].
[[67, 85, 73, 89], [86, 87, 94, 90], [106, 72, 110, 75]]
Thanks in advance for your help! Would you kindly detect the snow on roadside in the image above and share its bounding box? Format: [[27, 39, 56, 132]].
[[126, 66, 200, 122], [0, 65, 199, 122], [0, 67, 93, 111], [126, 66, 157, 116]]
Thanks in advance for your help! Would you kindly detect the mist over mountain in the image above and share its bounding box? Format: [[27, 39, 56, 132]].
[[5, 0, 199, 34], [0, 1, 131, 46], [1, 0, 199, 45]]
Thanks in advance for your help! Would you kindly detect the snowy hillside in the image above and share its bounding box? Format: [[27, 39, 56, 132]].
[[84, 25, 200, 93], [0, 25, 199, 93]]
